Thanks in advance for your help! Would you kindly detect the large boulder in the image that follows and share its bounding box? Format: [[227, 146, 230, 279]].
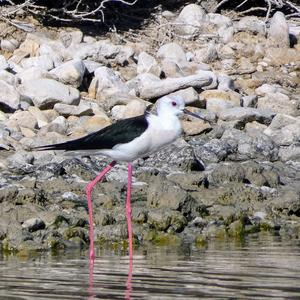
[[18, 79, 80, 109]]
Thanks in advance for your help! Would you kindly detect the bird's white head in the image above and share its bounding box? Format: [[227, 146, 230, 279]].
[[156, 95, 208, 121], [156, 95, 185, 117]]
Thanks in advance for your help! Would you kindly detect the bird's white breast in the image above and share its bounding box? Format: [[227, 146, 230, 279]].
[[106, 113, 182, 161]]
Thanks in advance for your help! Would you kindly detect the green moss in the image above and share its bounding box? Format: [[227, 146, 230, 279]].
[[228, 220, 245, 238], [152, 232, 181, 246], [195, 234, 207, 247]]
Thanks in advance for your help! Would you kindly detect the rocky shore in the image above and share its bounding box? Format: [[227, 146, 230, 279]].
[[0, 4, 299, 254]]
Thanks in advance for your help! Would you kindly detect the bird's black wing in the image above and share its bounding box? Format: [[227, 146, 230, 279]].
[[34, 113, 149, 151]]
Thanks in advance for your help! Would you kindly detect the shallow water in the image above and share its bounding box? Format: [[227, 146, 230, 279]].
[[0, 234, 300, 299]]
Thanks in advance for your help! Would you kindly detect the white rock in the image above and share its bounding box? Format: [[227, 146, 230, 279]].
[[88, 66, 129, 101], [218, 74, 235, 91], [161, 59, 184, 78], [9, 111, 37, 129], [207, 13, 232, 28], [21, 55, 54, 71], [194, 42, 218, 63], [268, 11, 290, 48], [218, 26, 234, 44], [19, 79, 80, 109], [111, 100, 146, 120], [175, 4, 206, 37], [1, 38, 19, 52], [0, 70, 18, 86], [162, 10, 175, 19], [0, 80, 20, 111], [28, 106, 49, 128], [39, 43, 64, 67], [137, 52, 161, 77], [49, 59, 86, 88], [83, 36, 96, 43], [236, 16, 265, 35], [0, 55, 9, 70], [135, 72, 212, 100], [198, 70, 218, 90], [83, 60, 103, 73], [168, 87, 199, 105], [157, 43, 187, 67], [255, 84, 277, 96], [17, 66, 49, 83], [59, 30, 83, 47]]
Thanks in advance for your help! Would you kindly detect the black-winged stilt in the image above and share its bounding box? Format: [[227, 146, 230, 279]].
[[34, 95, 205, 261]]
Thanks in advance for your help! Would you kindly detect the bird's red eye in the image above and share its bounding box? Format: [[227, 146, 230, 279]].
[[172, 101, 177, 106]]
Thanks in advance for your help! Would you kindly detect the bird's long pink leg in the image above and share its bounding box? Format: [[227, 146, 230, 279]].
[[86, 161, 116, 261], [126, 162, 133, 260]]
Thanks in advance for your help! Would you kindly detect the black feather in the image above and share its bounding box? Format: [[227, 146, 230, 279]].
[[34, 113, 149, 151]]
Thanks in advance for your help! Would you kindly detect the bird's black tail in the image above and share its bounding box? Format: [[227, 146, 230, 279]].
[[33, 141, 71, 151]]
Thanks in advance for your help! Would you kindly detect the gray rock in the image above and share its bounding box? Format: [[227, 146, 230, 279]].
[[22, 218, 46, 232], [268, 11, 289, 48], [19, 79, 80, 109], [141, 138, 202, 172], [242, 95, 258, 108], [135, 72, 212, 100], [175, 4, 206, 38], [193, 139, 235, 164], [279, 145, 300, 162], [257, 92, 298, 116], [218, 107, 274, 125], [264, 116, 300, 146], [49, 59, 86, 88], [222, 128, 279, 161], [265, 113, 299, 131], [235, 16, 265, 35], [137, 52, 161, 77], [54, 102, 93, 117], [0, 80, 20, 111], [157, 43, 187, 67], [39, 116, 68, 135], [21, 55, 54, 71]]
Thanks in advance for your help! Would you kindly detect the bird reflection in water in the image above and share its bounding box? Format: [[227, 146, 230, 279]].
[[87, 256, 133, 300]]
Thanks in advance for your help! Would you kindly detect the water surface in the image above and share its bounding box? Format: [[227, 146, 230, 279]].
[[0, 234, 300, 299]]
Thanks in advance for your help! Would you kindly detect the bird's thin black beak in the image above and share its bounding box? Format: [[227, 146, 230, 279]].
[[183, 109, 208, 122]]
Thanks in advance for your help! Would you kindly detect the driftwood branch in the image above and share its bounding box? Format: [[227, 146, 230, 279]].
[[213, 0, 300, 20]]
